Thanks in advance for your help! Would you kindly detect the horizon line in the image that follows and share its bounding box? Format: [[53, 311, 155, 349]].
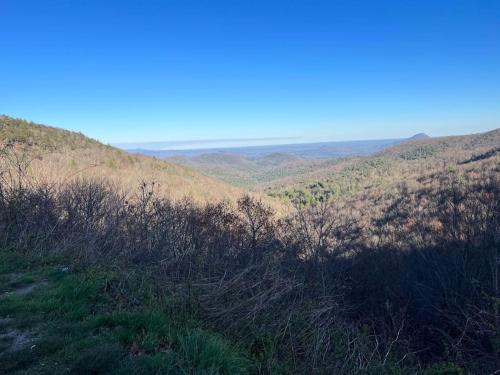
[[114, 134, 429, 152]]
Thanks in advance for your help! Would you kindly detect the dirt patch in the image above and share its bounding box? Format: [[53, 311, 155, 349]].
[[0, 274, 46, 354], [0, 317, 13, 327], [2, 282, 48, 297], [0, 273, 48, 299], [0, 329, 36, 353]]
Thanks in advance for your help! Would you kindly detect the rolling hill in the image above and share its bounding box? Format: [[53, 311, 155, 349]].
[[156, 134, 433, 191], [267, 128, 500, 203], [0, 116, 268, 204], [167, 152, 341, 189]]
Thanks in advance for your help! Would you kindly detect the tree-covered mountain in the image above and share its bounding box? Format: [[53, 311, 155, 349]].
[[266, 128, 500, 203], [161, 130, 499, 202]]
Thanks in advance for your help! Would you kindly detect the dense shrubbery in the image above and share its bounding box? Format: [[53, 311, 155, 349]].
[[0, 152, 498, 373]]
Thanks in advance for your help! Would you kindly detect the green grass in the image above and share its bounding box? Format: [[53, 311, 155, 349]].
[[0, 252, 252, 374]]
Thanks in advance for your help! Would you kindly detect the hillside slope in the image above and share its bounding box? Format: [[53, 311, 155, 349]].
[[168, 151, 341, 189], [267, 128, 500, 203], [163, 134, 434, 191], [1, 119, 498, 373], [1, 127, 498, 374], [0, 116, 264, 204]]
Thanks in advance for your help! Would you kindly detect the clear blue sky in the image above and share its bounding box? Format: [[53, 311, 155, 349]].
[[1, 0, 499, 146]]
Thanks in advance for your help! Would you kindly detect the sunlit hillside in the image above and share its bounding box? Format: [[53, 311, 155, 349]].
[[1, 121, 498, 373], [0, 116, 277, 206], [267, 128, 500, 204]]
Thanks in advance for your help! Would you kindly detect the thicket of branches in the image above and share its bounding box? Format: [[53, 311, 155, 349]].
[[0, 149, 498, 374]]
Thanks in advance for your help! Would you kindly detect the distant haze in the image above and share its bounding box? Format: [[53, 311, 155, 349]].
[[120, 135, 429, 159], [113, 137, 300, 151]]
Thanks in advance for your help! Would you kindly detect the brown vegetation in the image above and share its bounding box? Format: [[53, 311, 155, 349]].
[[0, 116, 277, 206], [268, 128, 500, 206], [1, 134, 498, 373]]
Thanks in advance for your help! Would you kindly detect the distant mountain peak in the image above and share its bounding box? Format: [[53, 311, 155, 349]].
[[408, 133, 430, 140]]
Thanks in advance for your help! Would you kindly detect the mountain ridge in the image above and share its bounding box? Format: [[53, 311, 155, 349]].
[[122, 134, 426, 159], [157, 133, 443, 191]]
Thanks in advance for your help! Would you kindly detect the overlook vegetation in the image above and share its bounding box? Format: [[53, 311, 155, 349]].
[[0, 116, 499, 374]]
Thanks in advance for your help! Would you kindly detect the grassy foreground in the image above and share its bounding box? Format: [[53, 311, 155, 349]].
[[0, 252, 480, 375], [0, 251, 252, 374]]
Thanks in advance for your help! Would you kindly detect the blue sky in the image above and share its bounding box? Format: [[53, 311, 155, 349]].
[[1, 0, 499, 147]]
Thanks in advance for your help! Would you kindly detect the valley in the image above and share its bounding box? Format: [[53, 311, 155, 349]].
[[1, 116, 499, 374]]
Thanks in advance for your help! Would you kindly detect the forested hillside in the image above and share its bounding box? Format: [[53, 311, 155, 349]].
[[168, 152, 342, 189], [163, 135, 430, 190], [0, 117, 498, 374], [268, 128, 500, 204], [0, 116, 270, 205]]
